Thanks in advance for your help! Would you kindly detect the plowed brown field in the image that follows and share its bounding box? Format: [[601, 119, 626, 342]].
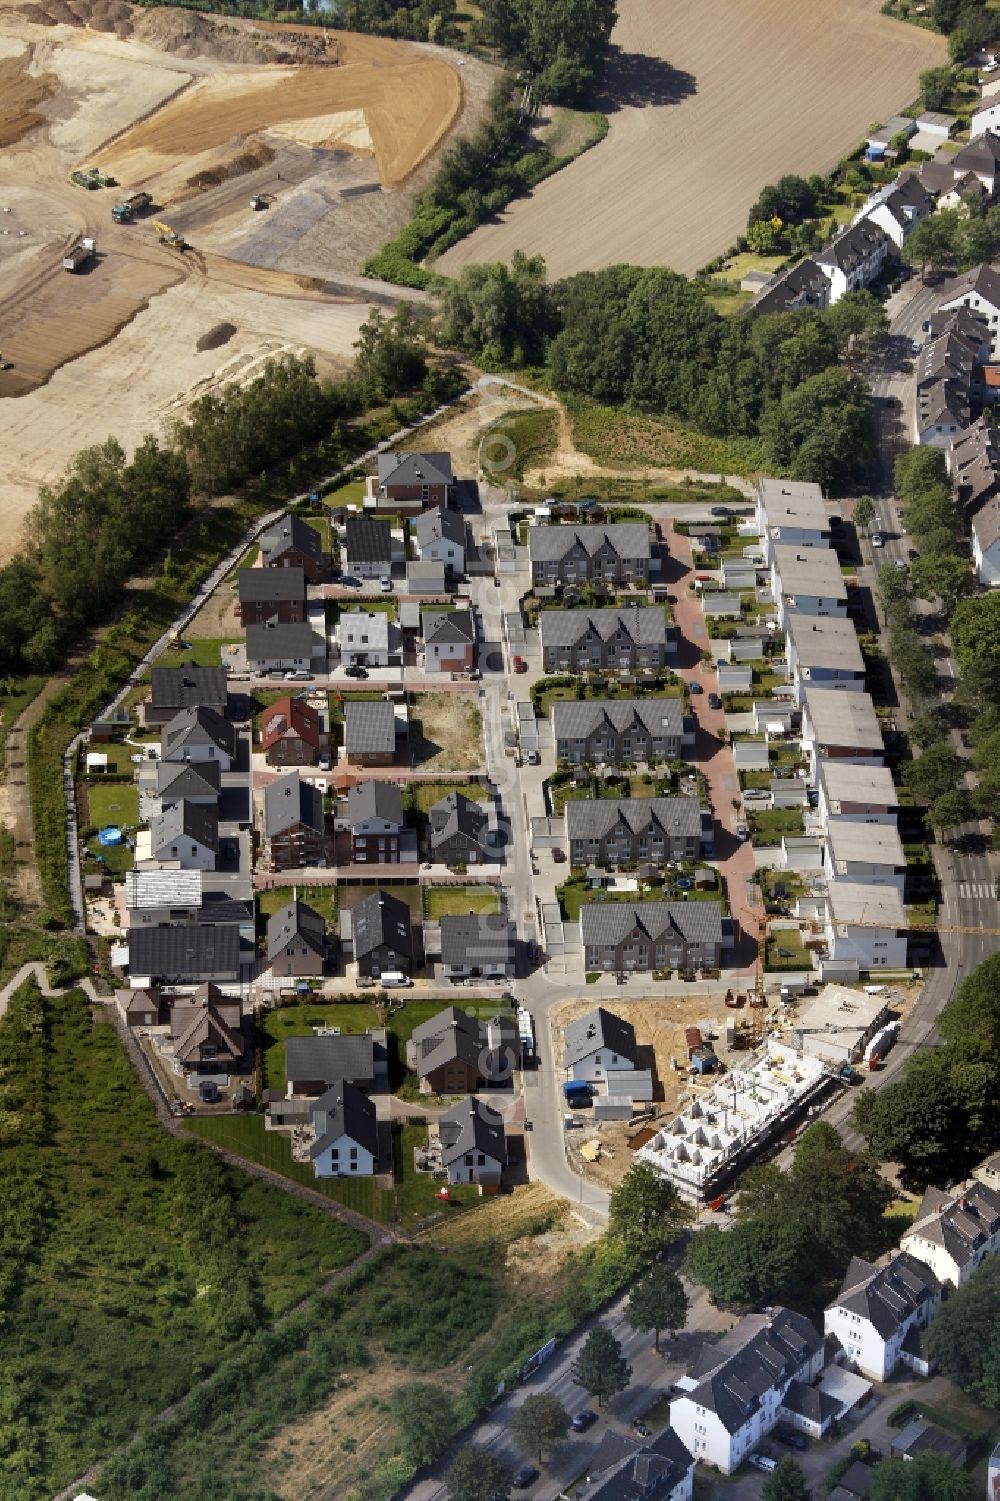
[[437, 0, 944, 278]]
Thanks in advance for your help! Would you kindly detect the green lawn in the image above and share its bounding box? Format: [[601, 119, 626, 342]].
[[154, 638, 241, 670], [0, 983, 366, 1501], [424, 885, 501, 919], [323, 477, 367, 507], [187, 1115, 471, 1228], [765, 934, 813, 971], [86, 782, 140, 830], [84, 740, 140, 777], [260, 996, 453, 1094], [481, 408, 559, 482], [257, 884, 338, 925], [747, 806, 805, 845]]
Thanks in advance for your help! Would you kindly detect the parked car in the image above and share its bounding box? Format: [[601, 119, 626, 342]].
[[512, 1465, 539, 1489], [525, 749, 540, 765], [552, 848, 566, 863], [749, 1453, 777, 1473], [774, 1426, 808, 1452], [571, 1409, 597, 1433], [338, 575, 360, 587], [710, 506, 731, 517], [513, 656, 527, 673], [345, 665, 369, 679], [871, 532, 884, 547], [688, 681, 703, 695], [708, 692, 722, 709], [379, 971, 412, 989], [380, 577, 393, 593], [285, 669, 311, 680]]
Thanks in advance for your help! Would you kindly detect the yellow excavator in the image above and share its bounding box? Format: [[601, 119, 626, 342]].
[[152, 220, 187, 250]]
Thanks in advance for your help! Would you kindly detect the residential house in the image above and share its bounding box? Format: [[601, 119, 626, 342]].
[[948, 416, 1000, 520], [115, 987, 164, 1027], [976, 1152, 1000, 1195], [246, 622, 320, 675], [348, 888, 413, 978], [816, 761, 899, 826], [972, 95, 1000, 137], [824, 1252, 942, 1382], [821, 880, 909, 971], [749, 257, 830, 316], [169, 982, 245, 1083], [309, 1080, 378, 1178], [156, 759, 222, 806], [427, 790, 491, 865], [865, 116, 917, 159], [563, 1006, 638, 1085], [439, 913, 515, 981], [938, 170, 990, 212], [947, 132, 1000, 194], [578, 1430, 694, 1501], [669, 1308, 826, 1474], [785, 614, 866, 702], [528, 522, 651, 586], [913, 310, 992, 447], [344, 515, 393, 580], [553, 698, 685, 765], [815, 220, 891, 304], [144, 666, 228, 726], [565, 795, 707, 865], [406, 1004, 519, 1093], [756, 478, 831, 563], [422, 608, 476, 674], [338, 609, 398, 669], [260, 513, 324, 582], [830, 1460, 876, 1501], [260, 695, 321, 767], [581, 901, 723, 974], [414, 507, 466, 575], [161, 705, 237, 769], [262, 770, 325, 871], [123, 869, 204, 927], [973, 499, 1000, 584], [800, 687, 884, 777], [900, 1179, 1000, 1287], [237, 566, 306, 625], [265, 898, 326, 979], [770, 544, 849, 626], [825, 820, 906, 895], [890, 1419, 967, 1467], [149, 799, 219, 871], [343, 780, 414, 864], [127, 924, 241, 986], [436, 1096, 507, 1187], [539, 607, 671, 674], [285, 1031, 384, 1097], [854, 172, 933, 249], [344, 699, 398, 766], [369, 450, 454, 512]]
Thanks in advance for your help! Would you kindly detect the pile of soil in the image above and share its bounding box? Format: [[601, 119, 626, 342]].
[[16, 0, 342, 66], [187, 137, 274, 190], [0, 52, 56, 147], [196, 321, 237, 352]]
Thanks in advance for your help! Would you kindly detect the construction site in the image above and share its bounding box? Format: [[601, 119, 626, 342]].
[[0, 0, 495, 557]]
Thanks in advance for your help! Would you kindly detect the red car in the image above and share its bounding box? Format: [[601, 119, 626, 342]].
[[514, 655, 527, 673]]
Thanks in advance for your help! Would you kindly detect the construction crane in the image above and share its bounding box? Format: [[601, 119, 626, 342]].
[[152, 221, 187, 250]]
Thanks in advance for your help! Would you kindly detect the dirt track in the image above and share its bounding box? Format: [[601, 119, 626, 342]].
[[437, 0, 944, 278]]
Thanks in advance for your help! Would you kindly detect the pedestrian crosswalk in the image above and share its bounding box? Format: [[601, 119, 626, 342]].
[[959, 881, 996, 901]]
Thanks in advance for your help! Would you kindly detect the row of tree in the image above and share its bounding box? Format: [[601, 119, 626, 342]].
[[438, 260, 878, 492], [902, 204, 1000, 283]]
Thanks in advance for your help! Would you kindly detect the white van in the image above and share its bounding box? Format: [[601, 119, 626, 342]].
[[379, 971, 412, 988]]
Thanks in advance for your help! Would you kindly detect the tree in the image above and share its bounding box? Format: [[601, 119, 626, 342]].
[[901, 209, 962, 281], [878, 561, 913, 610], [511, 1394, 569, 1461], [761, 366, 875, 493], [747, 217, 784, 254], [625, 1264, 689, 1351], [948, 26, 975, 62], [354, 305, 428, 399], [928, 788, 973, 837], [437, 253, 557, 365], [926, 1258, 1000, 1400], [390, 1383, 459, 1467], [853, 495, 876, 533], [825, 292, 889, 354], [476, 0, 619, 102], [762, 1455, 813, 1501], [932, 0, 962, 30], [951, 591, 1000, 694], [571, 1327, 631, 1408], [446, 1446, 512, 1501], [868, 1452, 977, 1501], [608, 1161, 691, 1263], [903, 742, 964, 804], [683, 1218, 816, 1308], [851, 1050, 967, 1180], [919, 64, 957, 110], [910, 553, 973, 614]]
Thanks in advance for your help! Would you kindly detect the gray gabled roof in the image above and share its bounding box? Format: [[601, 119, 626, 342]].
[[415, 508, 465, 548], [941, 260, 1000, 312], [528, 522, 651, 564], [377, 450, 453, 488], [156, 759, 222, 799], [150, 798, 219, 856], [246, 622, 316, 663], [346, 780, 404, 828], [681, 1308, 823, 1436], [438, 1095, 507, 1168], [161, 704, 237, 762], [439, 913, 514, 967], [409, 1005, 481, 1074], [428, 790, 488, 849], [266, 899, 326, 963], [566, 795, 702, 842], [553, 698, 684, 742], [952, 131, 1000, 175], [422, 608, 475, 647], [286, 1032, 376, 1087], [833, 1252, 940, 1338], [350, 888, 412, 959], [904, 1180, 1000, 1270], [891, 1418, 967, 1464], [150, 666, 228, 713], [563, 1006, 637, 1067], [310, 1078, 378, 1159], [260, 513, 322, 566], [128, 923, 240, 979], [345, 514, 392, 564], [237, 566, 305, 603], [344, 699, 396, 756], [580, 900, 722, 949], [263, 770, 325, 839], [540, 606, 668, 650], [816, 218, 889, 274]]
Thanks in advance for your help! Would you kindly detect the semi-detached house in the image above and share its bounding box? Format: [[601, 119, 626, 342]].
[[815, 219, 890, 304], [562, 1006, 638, 1085], [581, 900, 722, 974], [529, 522, 651, 586], [816, 761, 899, 826], [756, 477, 831, 563], [901, 1179, 1000, 1288], [824, 820, 906, 895], [770, 544, 848, 627], [822, 879, 909, 971], [540, 607, 672, 674], [785, 614, 866, 702], [854, 171, 933, 249], [553, 698, 685, 765], [824, 1252, 941, 1382], [565, 795, 707, 865], [800, 687, 884, 777], [939, 261, 1000, 360]]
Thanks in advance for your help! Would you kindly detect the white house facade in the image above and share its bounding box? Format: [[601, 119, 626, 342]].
[[824, 1253, 941, 1382]]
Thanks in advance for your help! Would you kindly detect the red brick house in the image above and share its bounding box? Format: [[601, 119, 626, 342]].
[[260, 696, 321, 768], [237, 567, 306, 626], [260, 514, 324, 582], [367, 451, 454, 515]]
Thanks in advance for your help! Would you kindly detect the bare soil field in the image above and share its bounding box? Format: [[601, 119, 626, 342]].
[[411, 692, 484, 770], [436, 0, 944, 279]]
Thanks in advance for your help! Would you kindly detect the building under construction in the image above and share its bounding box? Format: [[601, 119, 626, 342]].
[[636, 1041, 830, 1203]]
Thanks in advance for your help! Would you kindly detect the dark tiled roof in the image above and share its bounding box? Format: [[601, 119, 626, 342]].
[[681, 1309, 823, 1435], [286, 1032, 376, 1087], [563, 1006, 637, 1067], [345, 514, 392, 564], [238, 566, 305, 603], [310, 1079, 378, 1159], [422, 608, 475, 646], [553, 698, 684, 741], [160, 704, 237, 762], [151, 798, 219, 855], [566, 795, 702, 841], [415, 508, 465, 547], [246, 623, 316, 663], [528, 522, 651, 563], [816, 218, 889, 273], [580, 900, 723, 949], [408, 1005, 481, 1074], [351, 888, 412, 959], [439, 913, 514, 968], [265, 899, 326, 963], [377, 450, 453, 487], [150, 666, 227, 713], [540, 606, 667, 649], [128, 924, 240, 979], [260, 513, 322, 566], [438, 1095, 507, 1167], [834, 1252, 940, 1337], [156, 760, 222, 799], [344, 700, 396, 757], [263, 770, 324, 839], [428, 790, 488, 849], [346, 779, 404, 827]]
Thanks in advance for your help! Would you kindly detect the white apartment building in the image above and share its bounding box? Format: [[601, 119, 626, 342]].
[[816, 761, 899, 827], [824, 821, 906, 895], [901, 1179, 1000, 1288], [770, 545, 849, 627], [825, 1252, 941, 1382], [756, 478, 832, 563]]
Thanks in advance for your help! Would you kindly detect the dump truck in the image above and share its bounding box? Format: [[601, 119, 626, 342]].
[[63, 237, 96, 272], [112, 191, 153, 223], [70, 167, 116, 190]]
